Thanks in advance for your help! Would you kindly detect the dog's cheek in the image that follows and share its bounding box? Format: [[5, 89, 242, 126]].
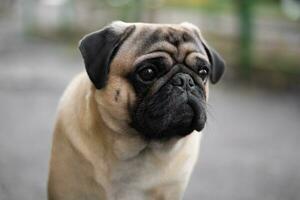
[[96, 75, 136, 121], [110, 76, 137, 111]]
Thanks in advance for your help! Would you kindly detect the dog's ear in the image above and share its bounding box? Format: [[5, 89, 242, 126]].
[[79, 21, 135, 89], [201, 41, 225, 84]]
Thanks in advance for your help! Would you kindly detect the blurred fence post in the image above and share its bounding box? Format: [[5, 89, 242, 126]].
[[237, 0, 254, 80]]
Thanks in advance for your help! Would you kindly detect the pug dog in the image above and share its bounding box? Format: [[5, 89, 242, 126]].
[[48, 21, 225, 200]]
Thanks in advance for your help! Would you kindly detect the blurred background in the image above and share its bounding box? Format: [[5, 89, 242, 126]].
[[0, 0, 299, 199]]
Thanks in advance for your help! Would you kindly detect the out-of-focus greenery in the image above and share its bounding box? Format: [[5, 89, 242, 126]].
[[165, 0, 293, 20], [165, 0, 234, 12], [19, 0, 299, 89]]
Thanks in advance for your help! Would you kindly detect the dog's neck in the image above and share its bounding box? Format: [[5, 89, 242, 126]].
[[82, 84, 188, 161], [96, 113, 186, 161]]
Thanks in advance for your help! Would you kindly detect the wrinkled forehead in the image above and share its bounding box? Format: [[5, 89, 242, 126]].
[[111, 23, 209, 74], [133, 24, 206, 59]]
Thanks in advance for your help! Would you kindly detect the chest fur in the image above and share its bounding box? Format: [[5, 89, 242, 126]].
[[105, 135, 200, 199]]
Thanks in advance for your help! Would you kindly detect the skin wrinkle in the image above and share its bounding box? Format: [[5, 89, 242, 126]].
[[133, 52, 174, 70], [185, 52, 208, 68], [145, 41, 178, 57], [143, 41, 202, 64], [147, 64, 205, 97], [147, 64, 181, 97], [132, 50, 208, 77], [114, 89, 120, 102], [132, 52, 209, 98]]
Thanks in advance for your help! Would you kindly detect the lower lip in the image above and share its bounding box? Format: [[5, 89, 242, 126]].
[[187, 94, 205, 131], [192, 118, 204, 131]]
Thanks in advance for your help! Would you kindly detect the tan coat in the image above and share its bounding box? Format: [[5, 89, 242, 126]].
[[48, 72, 201, 200]]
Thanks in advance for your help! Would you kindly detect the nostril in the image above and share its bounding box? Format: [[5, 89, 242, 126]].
[[171, 73, 196, 89], [172, 76, 184, 86]]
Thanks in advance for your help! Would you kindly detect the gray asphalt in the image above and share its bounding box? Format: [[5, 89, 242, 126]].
[[1, 23, 300, 200]]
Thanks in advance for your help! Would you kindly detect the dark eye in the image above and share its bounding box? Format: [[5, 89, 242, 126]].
[[138, 66, 157, 82], [198, 67, 209, 80]]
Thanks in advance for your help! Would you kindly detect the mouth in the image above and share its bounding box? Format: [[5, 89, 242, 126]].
[[187, 93, 206, 131], [131, 91, 206, 141]]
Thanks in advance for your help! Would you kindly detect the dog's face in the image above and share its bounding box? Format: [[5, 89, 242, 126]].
[[79, 21, 225, 141]]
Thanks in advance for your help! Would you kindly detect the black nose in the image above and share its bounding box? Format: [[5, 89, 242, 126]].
[[171, 73, 195, 89]]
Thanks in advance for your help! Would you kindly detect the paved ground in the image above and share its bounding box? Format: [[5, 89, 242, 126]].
[[1, 19, 300, 200]]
